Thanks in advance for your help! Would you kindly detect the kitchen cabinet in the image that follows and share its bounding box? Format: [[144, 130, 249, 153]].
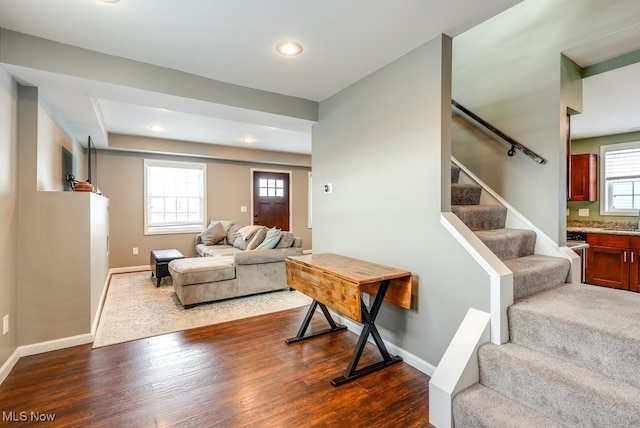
[[568, 153, 597, 201], [586, 233, 640, 291]]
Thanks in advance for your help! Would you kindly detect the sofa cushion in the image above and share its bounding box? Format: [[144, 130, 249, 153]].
[[169, 257, 236, 286], [197, 244, 242, 258], [198, 221, 227, 245], [255, 227, 281, 250], [276, 231, 295, 248]]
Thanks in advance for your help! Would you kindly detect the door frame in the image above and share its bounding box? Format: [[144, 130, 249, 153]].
[[250, 168, 293, 231]]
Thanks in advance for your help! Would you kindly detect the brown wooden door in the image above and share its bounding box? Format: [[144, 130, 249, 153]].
[[253, 171, 290, 230], [586, 245, 628, 289]]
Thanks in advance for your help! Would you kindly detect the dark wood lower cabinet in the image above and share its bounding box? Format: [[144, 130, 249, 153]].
[[586, 234, 640, 292]]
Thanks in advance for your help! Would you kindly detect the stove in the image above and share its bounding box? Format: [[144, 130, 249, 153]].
[[567, 231, 587, 241]]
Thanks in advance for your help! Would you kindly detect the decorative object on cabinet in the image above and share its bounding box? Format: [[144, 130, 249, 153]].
[[568, 153, 597, 201], [586, 233, 640, 291]]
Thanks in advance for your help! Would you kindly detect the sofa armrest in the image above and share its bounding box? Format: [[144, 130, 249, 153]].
[[234, 247, 302, 265]]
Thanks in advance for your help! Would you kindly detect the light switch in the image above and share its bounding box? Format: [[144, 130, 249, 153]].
[[240, 206, 247, 212]]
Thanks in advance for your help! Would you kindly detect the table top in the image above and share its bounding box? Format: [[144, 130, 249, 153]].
[[286, 253, 411, 285]]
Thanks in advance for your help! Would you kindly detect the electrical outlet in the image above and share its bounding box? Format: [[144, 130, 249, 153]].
[[133, 247, 139, 255], [240, 206, 247, 212], [578, 208, 589, 217], [3, 315, 8, 335]]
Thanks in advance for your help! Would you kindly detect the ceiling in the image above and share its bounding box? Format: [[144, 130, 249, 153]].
[[0, 0, 638, 154]]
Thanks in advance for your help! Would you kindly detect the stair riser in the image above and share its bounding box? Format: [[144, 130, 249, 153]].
[[509, 307, 640, 390], [503, 256, 570, 300], [479, 345, 640, 427], [451, 205, 506, 230], [474, 230, 536, 260], [451, 164, 460, 184], [451, 184, 482, 205]]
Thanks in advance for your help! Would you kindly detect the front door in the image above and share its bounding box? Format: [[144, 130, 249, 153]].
[[253, 171, 290, 230]]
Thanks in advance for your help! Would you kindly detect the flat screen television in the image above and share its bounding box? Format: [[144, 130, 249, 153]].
[[87, 135, 97, 189], [62, 146, 74, 191]]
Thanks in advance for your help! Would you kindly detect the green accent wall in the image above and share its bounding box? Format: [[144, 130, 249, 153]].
[[569, 130, 640, 222]]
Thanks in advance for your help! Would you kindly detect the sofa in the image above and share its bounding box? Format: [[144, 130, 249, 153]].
[[168, 221, 302, 308]]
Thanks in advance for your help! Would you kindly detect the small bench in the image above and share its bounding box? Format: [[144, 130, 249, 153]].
[[150, 249, 184, 287]]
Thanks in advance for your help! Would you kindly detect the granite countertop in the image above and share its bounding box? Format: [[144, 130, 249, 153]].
[[567, 220, 640, 236]]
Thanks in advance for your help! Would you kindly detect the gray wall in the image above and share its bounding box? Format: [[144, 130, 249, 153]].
[[313, 35, 490, 366], [98, 147, 312, 268], [452, 0, 640, 244], [0, 65, 19, 366]]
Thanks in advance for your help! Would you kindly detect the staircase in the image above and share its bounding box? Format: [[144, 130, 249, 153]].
[[449, 163, 640, 426]]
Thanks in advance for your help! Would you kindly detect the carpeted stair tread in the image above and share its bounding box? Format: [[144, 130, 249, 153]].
[[509, 283, 640, 390], [452, 383, 565, 428], [452, 204, 506, 230], [451, 164, 460, 183], [474, 228, 536, 260], [451, 183, 482, 205], [478, 342, 640, 427], [503, 255, 570, 300]]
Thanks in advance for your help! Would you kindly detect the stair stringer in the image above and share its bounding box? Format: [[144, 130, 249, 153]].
[[429, 308, 490, 428], [441, 212, 513, 344]]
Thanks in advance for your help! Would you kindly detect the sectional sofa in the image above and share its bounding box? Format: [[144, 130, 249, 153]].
[[168, 221, 302, 308]]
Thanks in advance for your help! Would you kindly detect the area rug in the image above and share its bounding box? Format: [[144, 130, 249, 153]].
[[93, 271, 312, 348]]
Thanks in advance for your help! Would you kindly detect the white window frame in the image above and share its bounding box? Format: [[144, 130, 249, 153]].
[[144, 159, 207, 235], [600, 141, 640, 216]]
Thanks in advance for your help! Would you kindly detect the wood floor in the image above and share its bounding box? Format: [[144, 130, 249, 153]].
[[0, 306, 431, 427]]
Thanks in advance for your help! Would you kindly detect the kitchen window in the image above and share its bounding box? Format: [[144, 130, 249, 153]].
[[601, 141, 640, 215], [144, 159, 207, 234]]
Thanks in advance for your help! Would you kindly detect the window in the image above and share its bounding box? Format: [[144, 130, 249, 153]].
[[601, 142, 640, 215], [144, 159, 206, 234], [258, 178, 285, 197]]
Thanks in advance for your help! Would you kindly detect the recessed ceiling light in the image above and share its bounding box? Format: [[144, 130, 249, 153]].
[[276, 41, 303, 57], [241, 136, 256, 144], [98, 0, 120, 3], [148, 125, 163, 132]]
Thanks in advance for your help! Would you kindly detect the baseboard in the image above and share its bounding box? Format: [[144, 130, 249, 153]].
[[0, 333, 94, 386], [19, 334, 94, 358], [0, 348, 21, 385], [334, 314, 436, 377], [110, 265, 150, 274]]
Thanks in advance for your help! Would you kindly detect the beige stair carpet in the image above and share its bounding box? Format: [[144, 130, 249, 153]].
[[93, 271, 312, 348]]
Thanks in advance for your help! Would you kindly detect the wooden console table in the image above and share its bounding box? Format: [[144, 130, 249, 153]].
[[284, 253, 412, 386]]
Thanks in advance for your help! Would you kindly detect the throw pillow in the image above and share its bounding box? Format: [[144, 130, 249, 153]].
[[209, 219, 234, 232], [246, 226, 267, 250], [276, 231, 295, 248], [226, 223, 243, 246], [233, 226, 266, 250], [255, 227, 282, 250], [198, 222, 227, 245], [238, 225, 263, 241]]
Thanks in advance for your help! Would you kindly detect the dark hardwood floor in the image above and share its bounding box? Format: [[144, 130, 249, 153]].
[[0, 306, 431, 427]]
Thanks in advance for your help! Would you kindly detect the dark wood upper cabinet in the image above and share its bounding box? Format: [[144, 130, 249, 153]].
[[568, 153, 598, 201]]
